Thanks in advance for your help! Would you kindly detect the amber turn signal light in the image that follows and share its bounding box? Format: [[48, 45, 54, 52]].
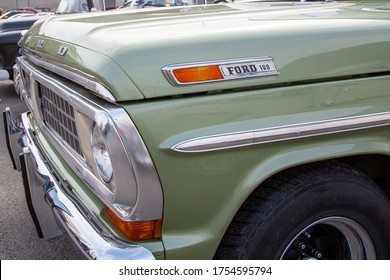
[[105, 207, 162, 240], [173, 65, 224, 84]]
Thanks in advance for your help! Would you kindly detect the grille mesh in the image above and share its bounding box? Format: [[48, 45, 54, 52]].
[[39, 83, 83, 156]]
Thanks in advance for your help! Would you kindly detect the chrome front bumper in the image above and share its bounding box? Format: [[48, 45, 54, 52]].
[[3, 108, 156, 260]]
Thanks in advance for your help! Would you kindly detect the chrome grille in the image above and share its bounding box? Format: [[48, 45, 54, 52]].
[[20, 68, 31, 94], [39, 83, 83, 156]]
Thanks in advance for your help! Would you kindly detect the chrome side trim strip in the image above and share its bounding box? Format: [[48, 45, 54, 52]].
[[172, 112, 390, 153], [20, 49, 116, 102]]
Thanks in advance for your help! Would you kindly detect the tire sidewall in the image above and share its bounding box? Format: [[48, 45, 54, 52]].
[[247, 178, 390, 259]]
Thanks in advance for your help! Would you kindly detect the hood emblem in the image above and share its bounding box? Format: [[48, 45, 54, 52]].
[[37, 39, 44, 49], [25, 35, 32, 46], [162, 56, 279, 86], [57, 45, 68, 56]]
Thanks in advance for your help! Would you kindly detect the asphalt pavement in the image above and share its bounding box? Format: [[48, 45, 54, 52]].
[[0, 80, 84, 259]]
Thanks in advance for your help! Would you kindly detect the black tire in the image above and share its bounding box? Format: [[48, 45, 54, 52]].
[[215, 160, 390, 259]]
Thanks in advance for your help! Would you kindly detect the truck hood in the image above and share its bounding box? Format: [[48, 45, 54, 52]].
[[20, 1, 390, 101]]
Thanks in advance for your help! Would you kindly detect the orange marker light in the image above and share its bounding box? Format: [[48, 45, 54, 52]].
[[173, 65, 223, 84], [106, 207, 162, 240]]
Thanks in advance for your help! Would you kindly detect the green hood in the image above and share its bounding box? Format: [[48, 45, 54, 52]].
[[20, 1, 390, 101]]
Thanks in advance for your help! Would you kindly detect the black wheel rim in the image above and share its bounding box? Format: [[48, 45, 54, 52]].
[[280, 217, 376, 260]]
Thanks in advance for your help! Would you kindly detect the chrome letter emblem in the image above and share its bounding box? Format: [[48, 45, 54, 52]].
[[57, 45, 68, 56], [163, 56, 279, 86], [37, 39, 44, 49], [24, 35, 32, 45], [219, 58, 278, 79]]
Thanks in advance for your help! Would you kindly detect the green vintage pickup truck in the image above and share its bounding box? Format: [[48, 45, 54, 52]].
[[4, 0, 390, 259]]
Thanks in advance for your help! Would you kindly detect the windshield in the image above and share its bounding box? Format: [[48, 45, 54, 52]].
[[56, 0, 104, 13]]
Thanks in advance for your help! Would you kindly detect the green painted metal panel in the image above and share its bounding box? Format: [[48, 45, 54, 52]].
[[126, 76, 390, 258], [20, 1, 390, 101]]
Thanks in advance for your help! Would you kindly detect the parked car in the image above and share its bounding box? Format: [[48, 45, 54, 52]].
[[4, 0, 390, 260], [7, 13, 37, 19], [0, 17, 42, 80], [0, 10, 34, 19], [120, 0, 216, 7], [120, 0, 194, 7], [19, 7, 41, 14]]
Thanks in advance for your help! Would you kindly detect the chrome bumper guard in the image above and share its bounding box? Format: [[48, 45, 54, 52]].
[[3, 107, 155, 260]]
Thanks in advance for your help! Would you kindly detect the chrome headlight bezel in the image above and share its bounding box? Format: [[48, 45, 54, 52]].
[[77, 108, 139, 209], [91, 122, 113, 183], [17, 55, 163, 222]]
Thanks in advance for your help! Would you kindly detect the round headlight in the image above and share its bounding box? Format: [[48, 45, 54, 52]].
[[91, 123, 113, 183]]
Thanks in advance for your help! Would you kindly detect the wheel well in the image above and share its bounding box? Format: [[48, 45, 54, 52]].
[[215, 155, 390, 258], [258, 154, 390, 202], [215, 157, 390, 259], [338, 154, 390, 200]]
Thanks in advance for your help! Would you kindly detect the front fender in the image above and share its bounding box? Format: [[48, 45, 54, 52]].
[[125, 74, 390, 259]]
